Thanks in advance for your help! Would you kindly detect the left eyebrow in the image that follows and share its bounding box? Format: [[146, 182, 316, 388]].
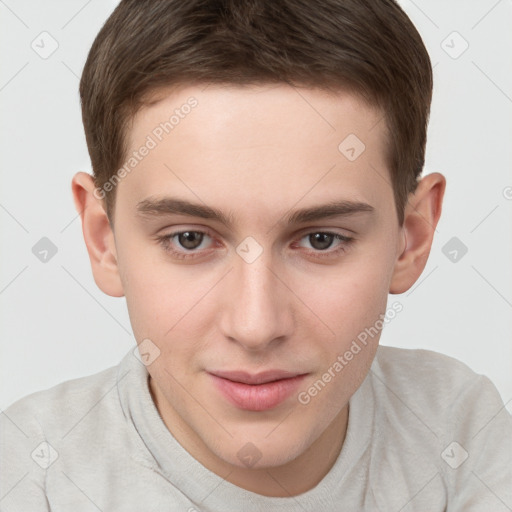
[[136, 196, 375, 228], [285, 200, 375, 224]]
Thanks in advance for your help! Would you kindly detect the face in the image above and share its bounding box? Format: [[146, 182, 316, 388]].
[[111, 84, 404, 472]]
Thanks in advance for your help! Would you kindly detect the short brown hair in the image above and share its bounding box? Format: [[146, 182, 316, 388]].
[[80, 0, 433, 226]]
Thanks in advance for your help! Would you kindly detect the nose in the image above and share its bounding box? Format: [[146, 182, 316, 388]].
[[218, 247, 294, 352]]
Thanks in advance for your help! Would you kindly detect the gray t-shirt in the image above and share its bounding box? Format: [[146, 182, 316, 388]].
[[1, 345, 511, 511]]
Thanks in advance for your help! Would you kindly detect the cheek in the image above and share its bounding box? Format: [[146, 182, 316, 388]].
[[296, 262, 390, 418], [117, 237, 177, 342], [124, 272, 199, 341], [120, 249, 216, 372], [305, 253, 393, 345]]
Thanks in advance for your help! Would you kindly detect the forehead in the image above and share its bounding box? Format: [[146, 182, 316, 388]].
[[130, 83, 386, 154], [118, 83, 393, 226]]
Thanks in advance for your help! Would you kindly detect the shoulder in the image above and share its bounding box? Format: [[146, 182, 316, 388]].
[[0, 351, 142, 508], [373, 345, 479, 390], [357, 347, 512, 508], [1, 356, 127, 441], [369, 345, 510, 438], [4, 362, 119, 412]]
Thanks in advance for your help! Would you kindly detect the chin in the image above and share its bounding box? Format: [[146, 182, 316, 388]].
[[211, 429, 312, 470]]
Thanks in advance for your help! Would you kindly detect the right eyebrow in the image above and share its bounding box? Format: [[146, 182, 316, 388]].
[[136, 197, 236, 227]]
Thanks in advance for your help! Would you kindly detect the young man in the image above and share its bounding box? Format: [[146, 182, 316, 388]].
[[1, 0, 511, 510]]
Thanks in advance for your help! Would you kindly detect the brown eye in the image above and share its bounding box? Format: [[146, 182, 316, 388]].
[[156, 229, 214, 259], [308, 233, 335, 251], [294, 231, 355, 260], [176, 231, 204, 250]]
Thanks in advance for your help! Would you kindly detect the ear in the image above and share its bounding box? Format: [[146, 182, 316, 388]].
[[390, 172, 446, 294], [71, 172, 124, 297]]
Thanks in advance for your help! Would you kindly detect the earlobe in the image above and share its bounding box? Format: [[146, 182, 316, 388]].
[[71, 172, 125, 297], [389, 172, 446, 294]]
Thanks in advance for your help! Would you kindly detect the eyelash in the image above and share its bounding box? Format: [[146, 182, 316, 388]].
[[155, 229, 354, 261]]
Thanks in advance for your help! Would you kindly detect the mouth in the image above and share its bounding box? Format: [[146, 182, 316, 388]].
[[208, 370, 308, 411]]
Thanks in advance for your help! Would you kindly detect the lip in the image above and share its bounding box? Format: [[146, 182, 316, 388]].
[[208, 370, 308, 411], [211, 369, 302, 385]]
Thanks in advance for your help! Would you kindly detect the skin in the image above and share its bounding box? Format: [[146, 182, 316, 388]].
[[71, 83, 445, 497]]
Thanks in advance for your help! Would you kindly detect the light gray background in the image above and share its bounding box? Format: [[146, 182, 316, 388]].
[[1, 0, 511, 410]]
